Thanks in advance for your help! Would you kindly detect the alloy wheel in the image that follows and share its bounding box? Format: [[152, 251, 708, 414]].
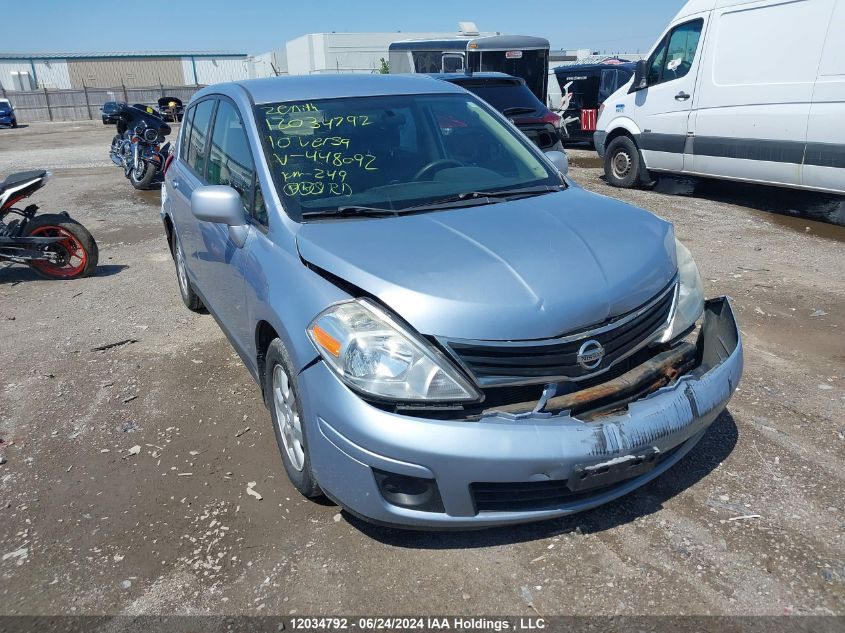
[[273, 364, 305, 471]]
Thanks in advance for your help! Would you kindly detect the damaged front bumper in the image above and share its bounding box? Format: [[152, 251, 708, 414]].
[[299, 297, 742, 528]]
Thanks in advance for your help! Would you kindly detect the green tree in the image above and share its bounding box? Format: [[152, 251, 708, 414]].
[[378, 58, 390, 74]]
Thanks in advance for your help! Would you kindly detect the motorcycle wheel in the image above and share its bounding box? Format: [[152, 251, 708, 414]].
[[130, 160, 156, 190], [23, 214, 99, 280]]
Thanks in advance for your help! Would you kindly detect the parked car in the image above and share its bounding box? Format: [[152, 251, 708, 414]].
[[100, 101, 124, 125], [0, 99, 17, 128], [433, 73, 563, 151], [162, 74, 742, 529], [552, 60, 634, 145], [596, 0, 845, 194]]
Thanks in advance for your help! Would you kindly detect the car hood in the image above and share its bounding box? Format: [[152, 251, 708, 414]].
[[295, 188, 677, 341]]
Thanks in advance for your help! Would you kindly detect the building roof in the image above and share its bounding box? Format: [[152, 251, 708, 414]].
[[0, 51, 248, 60]]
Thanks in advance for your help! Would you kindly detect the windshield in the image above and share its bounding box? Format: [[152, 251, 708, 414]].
[[255, 93, 559, 220]]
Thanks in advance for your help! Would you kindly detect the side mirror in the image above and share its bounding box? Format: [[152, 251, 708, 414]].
[[629, 59, 649, 93], [191, 185, 249, 247], [544, 150, 569, 176]]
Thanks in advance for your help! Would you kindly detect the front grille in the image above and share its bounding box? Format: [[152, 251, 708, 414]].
[[470, 444, 683, 513], [444, 283, 676, 385]]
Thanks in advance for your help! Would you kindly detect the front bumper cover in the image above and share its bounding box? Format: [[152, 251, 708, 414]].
[[299, 297, 742, 528]]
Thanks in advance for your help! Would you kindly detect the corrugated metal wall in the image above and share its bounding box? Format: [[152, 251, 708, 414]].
[[0, 60, 73, 90], [66, 57, 186, 88]]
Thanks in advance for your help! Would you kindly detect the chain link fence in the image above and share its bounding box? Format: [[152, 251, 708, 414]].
[[0, 84, 205, 123]]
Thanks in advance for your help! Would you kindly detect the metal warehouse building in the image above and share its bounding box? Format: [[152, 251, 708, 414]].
[[0, 51, 250, 91]]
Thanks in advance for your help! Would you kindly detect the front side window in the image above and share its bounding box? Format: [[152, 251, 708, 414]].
[[662, 20, 703, 81], [207, 100, 257, 219], [647, 37, 669, 85], [256, 93, 557, 220], [647, 19, 703, 85], [186, 99, 216, 178]]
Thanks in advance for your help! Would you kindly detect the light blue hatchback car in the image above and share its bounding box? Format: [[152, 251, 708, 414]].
[[161, 74, 742, 528]]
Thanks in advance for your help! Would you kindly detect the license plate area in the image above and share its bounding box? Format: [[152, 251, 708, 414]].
[[568, 447, 660, 492]]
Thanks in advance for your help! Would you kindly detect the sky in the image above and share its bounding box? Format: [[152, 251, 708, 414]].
[[3, 0, 682, 55]]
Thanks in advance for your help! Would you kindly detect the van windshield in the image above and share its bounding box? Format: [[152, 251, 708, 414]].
[[255, 93, 559, 220]]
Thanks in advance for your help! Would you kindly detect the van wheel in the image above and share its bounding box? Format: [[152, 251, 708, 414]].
[[265, 339, 322, 498], [604, 136, 643, 188]]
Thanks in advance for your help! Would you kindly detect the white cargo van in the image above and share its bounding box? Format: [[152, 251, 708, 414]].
[[594, 0, 845, 194]]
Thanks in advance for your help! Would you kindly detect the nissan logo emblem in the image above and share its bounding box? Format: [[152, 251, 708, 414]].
[[576, 339, 605, 370]]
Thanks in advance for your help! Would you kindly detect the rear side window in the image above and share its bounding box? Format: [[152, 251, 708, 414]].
[[179, 106, 195, 160], [186, 99, 216, 178], [207, 100, 260, 221], [598, 69, 617, 103]]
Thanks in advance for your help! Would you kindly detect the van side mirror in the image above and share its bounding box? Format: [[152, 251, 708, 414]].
[[544, 150, 569, 176], [191, 185, 249, 247], [629, 59, 649, 93]]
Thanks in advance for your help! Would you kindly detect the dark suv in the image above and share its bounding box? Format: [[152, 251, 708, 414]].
[[433, 73, 563, 151]]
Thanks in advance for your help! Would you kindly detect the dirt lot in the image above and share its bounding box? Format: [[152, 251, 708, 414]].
[[1, 122, 843, 617]]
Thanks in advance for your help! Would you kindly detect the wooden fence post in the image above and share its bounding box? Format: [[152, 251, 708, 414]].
[[43, 86, 53, 121]]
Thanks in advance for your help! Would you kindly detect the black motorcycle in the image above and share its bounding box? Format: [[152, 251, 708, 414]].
[[109, 104, 172, 190], [0, 170, 98, 279]]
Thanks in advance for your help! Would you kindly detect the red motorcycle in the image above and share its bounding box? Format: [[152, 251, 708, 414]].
[[0, 170, 98, 279]]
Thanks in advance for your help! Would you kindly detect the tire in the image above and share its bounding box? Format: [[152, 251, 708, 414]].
[[23, 214, 98, 279], [130, 160, 156, 190], [11, 119, 17, 128], [265, 339, 321, 498], [171, 233, 203, 311], [604, 135, 645, 189]]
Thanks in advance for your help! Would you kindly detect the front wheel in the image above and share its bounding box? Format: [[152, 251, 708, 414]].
[[130, 159, 156, 189], [23, 214, 98, 279], [604, 135, 646, 189], [265, 339, 321, 498]]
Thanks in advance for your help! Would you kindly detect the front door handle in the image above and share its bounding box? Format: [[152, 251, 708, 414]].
[[675, 91, 691, 101]]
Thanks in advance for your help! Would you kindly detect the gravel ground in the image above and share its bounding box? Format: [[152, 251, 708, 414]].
[[0, 122, 843, 617]]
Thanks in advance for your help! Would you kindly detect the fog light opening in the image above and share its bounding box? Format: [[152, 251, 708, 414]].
[[372, 468, 445, 513]]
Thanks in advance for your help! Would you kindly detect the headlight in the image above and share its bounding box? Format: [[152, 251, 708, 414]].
[[665, 239, 705, 341], [307, 299, 481, 403]]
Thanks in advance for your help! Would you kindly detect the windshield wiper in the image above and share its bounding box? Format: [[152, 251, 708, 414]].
[[455, 185, 563, 201], [302, 205, 399, 219], [301, 185, 563, 219], [389, 185, 563, 214]]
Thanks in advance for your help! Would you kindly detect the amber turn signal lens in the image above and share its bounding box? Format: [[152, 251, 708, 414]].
[[312, 325, 341, 357]]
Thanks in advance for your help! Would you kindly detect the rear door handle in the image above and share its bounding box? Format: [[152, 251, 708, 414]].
[[675, 91, 691, 101]]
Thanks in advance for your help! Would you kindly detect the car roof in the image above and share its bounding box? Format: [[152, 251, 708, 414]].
[[554, 62, 636, 75], [430, 72, 524, 85], [197, 74, 465, 106]]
